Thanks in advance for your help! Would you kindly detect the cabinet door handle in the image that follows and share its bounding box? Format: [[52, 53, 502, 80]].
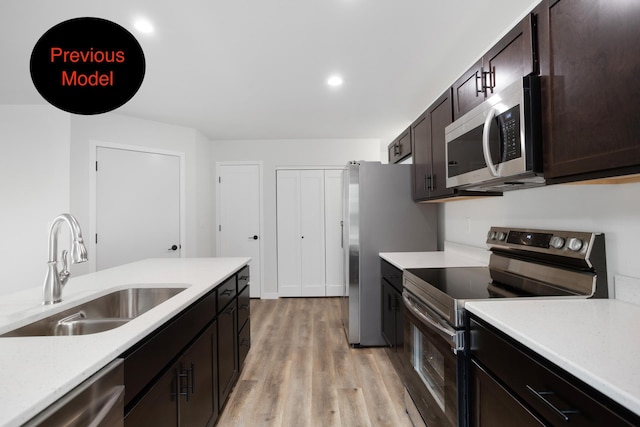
[[475, 70, 484, 96], [239, 275, 249, 281], [526, 385, 579, 422], [190, 362, 195, 395], [221, 289, 233, 296], [239, 303, 250, 311], [178, 368, 190, 401], [485, 65, 495, 93], [424, 175, 433, 192]]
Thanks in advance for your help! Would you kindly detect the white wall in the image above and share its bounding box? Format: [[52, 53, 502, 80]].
[[69, 113, 215, 275], [211, 138, 381, 298], [0, 105, 70, 296], [195, 132, 215, 257], [443, 182, 640, 296]]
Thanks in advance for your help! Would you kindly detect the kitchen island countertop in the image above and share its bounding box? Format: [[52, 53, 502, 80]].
[[0, 257, 250, 427], [466, 298, 640, 417]]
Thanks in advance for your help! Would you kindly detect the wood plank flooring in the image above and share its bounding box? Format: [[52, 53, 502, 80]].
[[217, 298, 413, 427]]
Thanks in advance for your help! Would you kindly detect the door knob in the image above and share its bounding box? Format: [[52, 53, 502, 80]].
[[248, 235, 258, 240], [168, 245, 178, 251]]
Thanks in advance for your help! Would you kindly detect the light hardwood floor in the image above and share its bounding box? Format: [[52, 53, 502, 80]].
[[216, 298, 413, 427]]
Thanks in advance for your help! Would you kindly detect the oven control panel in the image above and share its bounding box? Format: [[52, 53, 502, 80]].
[[486, 227, 600, 259]]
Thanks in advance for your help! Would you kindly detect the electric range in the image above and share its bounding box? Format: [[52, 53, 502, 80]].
[[401, 226, 608, 427]]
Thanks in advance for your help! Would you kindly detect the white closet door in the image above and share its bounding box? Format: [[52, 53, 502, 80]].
[[324, 169, 344, 296], [276, 170, 302, 296], [300, 170, 326, 296]]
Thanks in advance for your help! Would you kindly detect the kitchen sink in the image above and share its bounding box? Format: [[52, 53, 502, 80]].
[[0, 287, 187, 337]]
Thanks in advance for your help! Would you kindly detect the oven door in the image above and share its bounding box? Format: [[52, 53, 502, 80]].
[[403, 290, 463, 427]]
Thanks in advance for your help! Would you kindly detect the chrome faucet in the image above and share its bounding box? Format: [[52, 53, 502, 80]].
[[43, 214, 88, 305]]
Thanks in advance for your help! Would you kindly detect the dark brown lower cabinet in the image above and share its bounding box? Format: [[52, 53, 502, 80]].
[[237, 284, 251, 371], [469, 316, 640, 426], [125, 322, 217, 427], [470, 360, 544, 427], [380, 259, 403, 351], [124, 360, 178, 426], [381, 278, 402, 349], [180, 321, 216, 426], [123, 267, 250, 427], [217, 299, 238, 410]]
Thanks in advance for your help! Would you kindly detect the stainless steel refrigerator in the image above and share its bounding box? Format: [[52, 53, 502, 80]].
[[342, 161, 438, 347]]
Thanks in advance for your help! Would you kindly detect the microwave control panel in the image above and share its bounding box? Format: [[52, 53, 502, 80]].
[[496, 105, 521, 161]]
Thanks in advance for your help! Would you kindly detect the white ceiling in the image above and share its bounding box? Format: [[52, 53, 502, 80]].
[[1, 0, 538, 142]]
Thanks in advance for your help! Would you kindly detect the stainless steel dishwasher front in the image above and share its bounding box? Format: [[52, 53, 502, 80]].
[[24, 358, 125, 427]]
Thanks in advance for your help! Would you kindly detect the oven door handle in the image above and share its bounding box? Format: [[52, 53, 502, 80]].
[[482, 107, 500, 177], [402, 292, 458, 346]]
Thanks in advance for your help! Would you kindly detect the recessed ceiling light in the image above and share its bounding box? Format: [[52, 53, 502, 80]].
[[134, 19, 154, 34], [327, 75, 343, 87]]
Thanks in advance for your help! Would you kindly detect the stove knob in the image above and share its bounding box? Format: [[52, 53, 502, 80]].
[[488, 231, 496, 240], [496, 232, 507, 241], [549, 236, 565, 249], [567, 237, 583, 251]]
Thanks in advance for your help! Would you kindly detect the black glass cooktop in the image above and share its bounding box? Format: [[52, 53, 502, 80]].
[[405, 267, 534, 300]]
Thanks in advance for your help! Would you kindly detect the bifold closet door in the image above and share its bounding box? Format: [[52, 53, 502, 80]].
[[324, 169, 344, 296], [277, 170, 326, 297], [300, 170, 326, 296], [276, 170, 302, 296]]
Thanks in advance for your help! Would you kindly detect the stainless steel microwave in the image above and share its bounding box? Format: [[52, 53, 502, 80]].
[[445, 75, 544, 192]]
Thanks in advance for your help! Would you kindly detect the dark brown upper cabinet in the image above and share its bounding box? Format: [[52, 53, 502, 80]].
[[388, 127, 412, 164], [411, 89, 501, 202], [536, 0, 640, 183], [452, 14, 536, 120], [412, 90, 454, 200]]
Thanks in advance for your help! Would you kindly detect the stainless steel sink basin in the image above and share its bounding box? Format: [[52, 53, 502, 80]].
[[1, 287, 186, 337]]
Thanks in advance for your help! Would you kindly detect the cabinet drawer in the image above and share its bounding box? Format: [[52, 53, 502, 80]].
[[381, 259, 402, 292], [237, 265, 250, 292], [470, 318, 637, 426], [237, 284, 250, 331], [217, 276, 237, 313], [238, 318, 251, 371]]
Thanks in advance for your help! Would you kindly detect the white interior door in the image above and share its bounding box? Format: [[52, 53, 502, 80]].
[[217, 163, 262, 298], [96, 147, 181, 271], [300, 170, 326, 296], [324, 169, 344, 296]]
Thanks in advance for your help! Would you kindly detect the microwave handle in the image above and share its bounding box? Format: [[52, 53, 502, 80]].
[[482, 108, 500, 177]]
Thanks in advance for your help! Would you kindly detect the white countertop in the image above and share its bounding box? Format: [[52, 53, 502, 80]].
[[380, 242, 489, 270], [466, 299, 640, 417], [0, 257, 250, 427]]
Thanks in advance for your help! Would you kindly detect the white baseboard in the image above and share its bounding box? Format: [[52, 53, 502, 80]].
[[260, 292, 279, 300], [326, 284, 344, 297]]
